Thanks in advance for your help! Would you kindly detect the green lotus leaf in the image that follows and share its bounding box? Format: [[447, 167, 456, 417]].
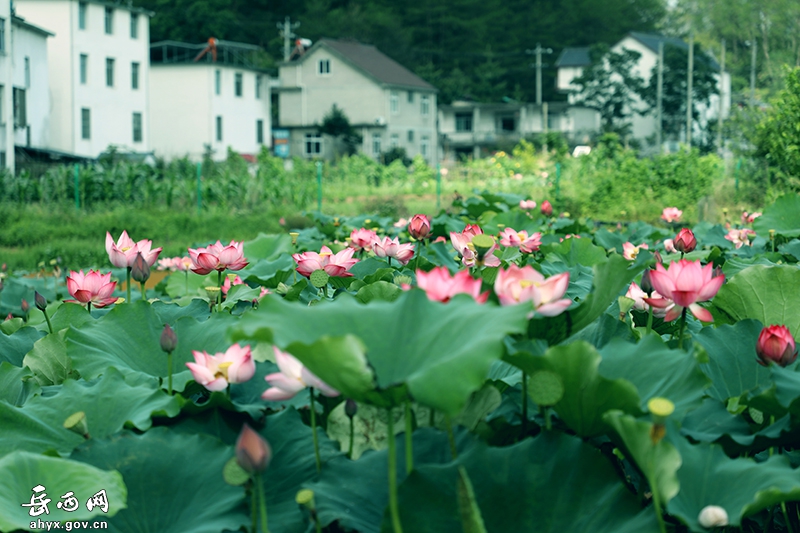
[[242, 232, 293, 261], [0, 451, 127, 531], [0, 326, 45, 366], [0, 362, 40, 406], [753, 193, 800, 238], [544, 236, 609, 267], [23, 331, 75, 386]]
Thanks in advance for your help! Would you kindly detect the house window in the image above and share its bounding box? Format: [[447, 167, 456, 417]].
[[390, 133, 398, 148], [0, 18, 5, 52], [407, 130, 414, 142], [372, 133, 382, 156], [215, 116, 222, 141], [105, 58, 115, 87], [235, 73, 243, 97], [81, 108, 91, 139], [390, 91, 398, 114], [407, 91, 414, 103], [78, 2, 87, 30], [104, 7, 113, 34], [421, 135, 430, 157], [132, 112, 142, 142], [130, 13, 138, 39], [318, 59, 330, 75], [13, 88, 26, 128], [421, 95, 430, 116], [304, 133, 322, 155], [456, 113, 473, 132], [131, 62, 139, 89], [80, 54, 88, 84], [255, 75, 262, 99], [256, 119, 264, 144], [499, 116, 515, 132], [24, 57, 30, 87], [214, 69, 221, 95]]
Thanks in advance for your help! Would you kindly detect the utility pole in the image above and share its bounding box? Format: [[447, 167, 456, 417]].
[[686, 32, 694, 148], [717, 38, 725, 153], [526, 43, 553, 105], [656, 41, 663, 153], [277, 16, 300, 62], [749, 36, 757, 107]]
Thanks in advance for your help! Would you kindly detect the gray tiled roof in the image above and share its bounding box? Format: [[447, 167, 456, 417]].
[[310, 39, 436, 91], [555, 47, 591, 67], [627, 32, 720, 70]]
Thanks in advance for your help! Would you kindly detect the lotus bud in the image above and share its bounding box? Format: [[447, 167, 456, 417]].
[[131, 252, 151, 283], [756, 325, 798, 367], [160, 324, 178, 354], [698, 505, 728, 528], [640, 270, 654, 296], [653, 251, 663, 264], [647, 397, 674, 444], [34, 291, 47, 312], [235, 423, 272, 474], [408, 214, 431, 240], [540, 200, 553, 217], [21, 298, 30, 314], [673, 228, 697, 253], [345, 399, 358, 419], [64, 411, 90, 439]]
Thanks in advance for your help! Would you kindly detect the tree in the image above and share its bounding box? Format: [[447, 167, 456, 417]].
[[641, 42, 719, 144], [752, 66, 800, 181], [317, 105, 362, 156], [570, 45, 646, 138]]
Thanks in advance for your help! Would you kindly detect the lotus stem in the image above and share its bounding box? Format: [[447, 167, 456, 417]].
[[126, 267, 132, 303], [386, 407, 404, 533], [254, 472, 270, 533], [444, 413, 458, 459], [521, 371, 528, 437], [404, 400, 413, 474], [348, 415, 354, 459], [651, 483, 667, 533], [388, 256, 392, 268], [782, 502, 795, 533], [87, 301, 92, 314], [167, 351, 173, 395], [251, 482, 258, 533], [428, 407, 435, 428], [646, 305, 654, 335], [310, 387, 321, 473], [140, 281, 146, 302], [217, 270, 223, 312], [184, 270, 189, 296], [676, 307, 688, 348], [43, 309, 53, 335]]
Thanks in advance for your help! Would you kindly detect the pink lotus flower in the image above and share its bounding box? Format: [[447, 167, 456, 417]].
[[661, 207, 683, 223], [65, 270, 118, 308], [262, 347, 339, 401], [349, 228, 378, 251], [725, 228, 756, 249], [293, 246, 359, 277], [742, 211, 762, 224], [186, 344, 255, 391], [105, 231, 162, 268], [643, 259, 724, 322], [450, 225, 501, 267], [540, 200, 553, 217], [393, 218, 409, 228], [494, 265, 572, 317], [519, 200, 537, 210], [408, 214, 431, 240], [622, 242, 649, 261], [188, 241, 248, 275], [499, 228, 542, 253], [756, 325, 798, 367], [625, 281, 672, 318], [663, 239, 677, 253], [157, 256, 192, 272], [412, 267, 488, 303], [373, 236, 416, 265]]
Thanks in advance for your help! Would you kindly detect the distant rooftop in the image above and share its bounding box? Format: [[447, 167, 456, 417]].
[[150, 40, 272, 72], [627, 32, 721, 70], [295, 39, 436, 91], [555, 47, 591, 68]]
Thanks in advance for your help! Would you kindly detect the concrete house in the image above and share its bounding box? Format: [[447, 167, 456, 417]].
[[0, 6, 53, 171], [16, 0, 153, 158], [438, 99, 600, 160], [556, 32, 731, 149], [275, 39, 438, 164], [149, 40, 273, 161]]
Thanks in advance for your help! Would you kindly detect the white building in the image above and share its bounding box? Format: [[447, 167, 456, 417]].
[[275, 39, 438, 164], [15, 0, 152, 158], [148, 40, 272, 161], [556, 32, 731, 150], [0, 5, 53, 172]]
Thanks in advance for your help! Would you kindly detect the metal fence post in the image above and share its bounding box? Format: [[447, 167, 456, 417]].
[[196, 162, 202, 215], [316, 161, 322, 212], [73, 164, 80, 209]]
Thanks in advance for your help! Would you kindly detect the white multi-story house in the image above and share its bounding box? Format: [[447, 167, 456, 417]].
[[275, 39, 438, 164], [16, 0, 152, 158], [556, 32, 731, 150], [149, 40, 272, 161], [0, 5, 53, 172]]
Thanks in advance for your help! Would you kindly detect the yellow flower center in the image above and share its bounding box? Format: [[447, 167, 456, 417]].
[[215, 361, 233, 380], [121, 246, 132, 252]]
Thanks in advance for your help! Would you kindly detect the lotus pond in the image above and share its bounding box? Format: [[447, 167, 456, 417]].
[[3, 191, 800, 533]]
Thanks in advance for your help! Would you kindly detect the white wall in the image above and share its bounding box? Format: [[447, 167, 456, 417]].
[[0, 1, 13, 168], [12, 20, 51, 149], [16, 0, 151, 157], [150, 64, 271, 161]]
